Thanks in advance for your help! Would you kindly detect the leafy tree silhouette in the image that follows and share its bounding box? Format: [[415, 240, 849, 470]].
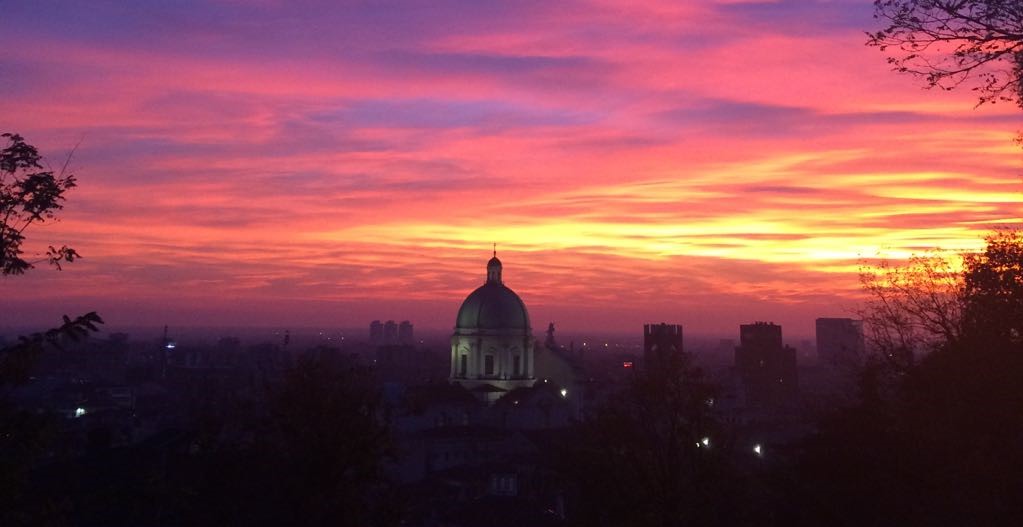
[[559, 353, 761, 527], [1, 132, 80, 274], [0, 132, 102, 527], [0, 132, 103, 384], [962, 230, 1023, 350], [788, 231, 1023, 526], [163, 350, 396, 527]]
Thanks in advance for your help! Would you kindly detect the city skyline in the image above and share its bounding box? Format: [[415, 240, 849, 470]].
[[2, 1, 1020, 333]]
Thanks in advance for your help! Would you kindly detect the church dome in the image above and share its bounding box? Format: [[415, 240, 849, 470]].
[[455, 256, 531, 331], [456, 283, 531, 330]]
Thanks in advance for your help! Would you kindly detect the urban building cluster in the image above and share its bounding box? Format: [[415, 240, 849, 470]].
[[369, 319, 415, 346], [5, 255, 867, 525], [379, 255, 866, 521]]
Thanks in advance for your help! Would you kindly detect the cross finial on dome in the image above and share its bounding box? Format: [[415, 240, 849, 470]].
[[493, 242, 496, 258]]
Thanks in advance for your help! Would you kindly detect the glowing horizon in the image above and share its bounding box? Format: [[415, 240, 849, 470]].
[[2, 0, 1020, 336]]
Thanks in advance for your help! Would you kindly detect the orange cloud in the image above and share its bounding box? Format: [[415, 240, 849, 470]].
[[1, 0, 1019, 335]]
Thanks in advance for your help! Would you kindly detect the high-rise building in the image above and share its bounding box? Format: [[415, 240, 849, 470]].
[[371, 319, 414, 346], [398, 320, 414, 345], [734, 322, 798, 407], [643, 323, 684, 368], [384, 320, 398, 344], [369, 320, 383, 345], [816, 318, 865, 367]]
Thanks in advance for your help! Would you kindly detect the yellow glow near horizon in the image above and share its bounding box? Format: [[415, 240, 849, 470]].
[[3, 1, 1022, 331]]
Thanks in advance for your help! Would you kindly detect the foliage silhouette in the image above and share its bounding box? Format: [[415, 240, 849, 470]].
[[165, 350, 394, 527], [0, 311, 104, 526], [0, 132, 101, 382], [0, 133, 101, 527], [11, 349, 398, 527], [790, 230, 1023, 525], [0, 132, 101, 384], [962, 230, 1023, 350], [858, 251, 964, 374], [559, 353, 761, 527], [868, 1, 1023, 108], [1, 132, 80, 275], [0, 312, 104, 386]]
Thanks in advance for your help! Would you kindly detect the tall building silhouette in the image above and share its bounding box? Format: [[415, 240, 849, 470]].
[[399, 320, 414, 345], [384, 320, 398, 344], [370, 320, 383, 345], [643, 323, 684, 368], [371, 319, 414, 346], [734, 322, 798, 407]]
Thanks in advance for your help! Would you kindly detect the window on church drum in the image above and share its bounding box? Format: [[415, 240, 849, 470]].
[[459, 355, 467, 376], [485, 355, 495, 375], [513, 356, 521, 376]]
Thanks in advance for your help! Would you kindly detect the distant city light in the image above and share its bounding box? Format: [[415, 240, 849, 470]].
[[165, 342, 176, 349], [560, 388, 567, 398], [623, 361, 633, 369], [701, 437, 710, 447], [753, 444, 763, 456], [74, 407, 86, 418], [706, 397, 715, 407]]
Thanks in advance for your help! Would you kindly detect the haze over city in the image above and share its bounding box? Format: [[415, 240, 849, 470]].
[[2, 0, 1020, 335]]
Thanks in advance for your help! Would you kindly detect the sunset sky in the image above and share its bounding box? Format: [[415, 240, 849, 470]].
[[2, 0, 1020, 336]]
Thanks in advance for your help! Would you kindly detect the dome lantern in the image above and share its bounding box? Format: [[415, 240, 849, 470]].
[[487, 255, 502, 284]]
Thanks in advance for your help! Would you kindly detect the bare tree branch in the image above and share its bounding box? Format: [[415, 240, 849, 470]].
[[868, 0, 1023, 108]]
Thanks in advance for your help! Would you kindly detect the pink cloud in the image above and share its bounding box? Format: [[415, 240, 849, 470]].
[[1, 1, 1019, 334]]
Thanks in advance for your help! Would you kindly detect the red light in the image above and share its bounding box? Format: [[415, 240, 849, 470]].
[[623, 361, 633, 368]]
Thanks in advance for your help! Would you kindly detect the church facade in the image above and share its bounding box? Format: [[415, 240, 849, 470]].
[[450, 255, 536, 397]]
